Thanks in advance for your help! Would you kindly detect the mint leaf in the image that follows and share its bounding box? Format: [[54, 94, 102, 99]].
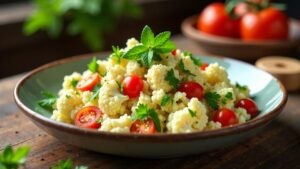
[[188, 109, 197, 117], [88, 57, 98, 73], [205, 92, 221, 110], [165, 69, 180, 89], [88, 84, 102, 102], [132, 104, 161, 132], [178, 60, 195, 76], [155, 40, 176, 53], [141, 25, 155, 47], [71, 79, 78, 88], [154, 31, 171, 47], [141, 49, 154, 67], [0, 145, 30, 169], [52, 159, 88, 169], [123, 45, 148, 60], [161, 95, 171, 107], [37, 91, 57, 111]]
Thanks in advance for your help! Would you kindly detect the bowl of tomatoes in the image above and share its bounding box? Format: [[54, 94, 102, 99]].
[[181, 0, 300, 61]]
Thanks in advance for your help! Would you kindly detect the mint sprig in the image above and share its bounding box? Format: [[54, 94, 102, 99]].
[[52, 159, 88, 169], [124, 25, 176, 67], [132, 104, 161, 132], [0, 145, 30, 169]]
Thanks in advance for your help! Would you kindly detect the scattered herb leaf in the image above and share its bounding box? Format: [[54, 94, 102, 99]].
[[165, 69, 180, 89], [132, 104, 161, 132], [225, 92, 233, 100], [188, 109, 197, 117], [37, 91, 57, 111], [161, 95, 171, 106], [111, 46, 124, 64], [52, 159, 88, 169], [71, 79, 78, 88], [95, 118, 103, 124], [178, 60, 195, 76], [204, 92, 221, 110], [115, 80, 124, 93], [235, 83, 248, 91], [88, 84, 102, 102], [88, 57, 98, 73]]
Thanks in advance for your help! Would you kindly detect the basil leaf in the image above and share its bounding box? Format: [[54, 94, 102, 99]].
[[154, 31, 171, 47], [141, 25, 155, 47]]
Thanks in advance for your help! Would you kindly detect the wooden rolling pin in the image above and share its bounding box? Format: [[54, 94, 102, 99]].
[[256, 56, 300, 92]]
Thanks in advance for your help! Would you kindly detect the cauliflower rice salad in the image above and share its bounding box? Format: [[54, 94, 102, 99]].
[[39, 25, 259, 134]]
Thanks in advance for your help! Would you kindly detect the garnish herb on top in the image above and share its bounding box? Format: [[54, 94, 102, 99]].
[[204, 92, 221, 110], [221, 92, 233, 105], [178, 60, 195, 76], [51, 159, 88, 169], [165, 69, 180, 89], [235, 83, 248, 91], [87, 57, 98, 73], [183, 51, 202, 67], [111, 46, 124, 64], [37, 91, 57, 111], [132, 104, 161, 132], [188, 109, 197, 117], [71, 79, 78, 88], [88, 84, 102, 102], [0, 145, 30, 169], [123, 25, 176, 67], [161, 95, 171, 106]]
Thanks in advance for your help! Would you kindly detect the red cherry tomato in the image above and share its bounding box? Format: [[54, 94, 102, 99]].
[[197, 2, 240, 38], [130, 118, 156, 134], [171, 49, 177, 56], [178, 82, 204, 100], [213, 108, 238, 127], [76, 73, 101, 92], [123, 75, 144, 99], [74, 106, 103, 129], [235, 98, 259, 117], [234, 2, 256, 17], [240, 8, 289, 40], [200, 63, 209, 71]]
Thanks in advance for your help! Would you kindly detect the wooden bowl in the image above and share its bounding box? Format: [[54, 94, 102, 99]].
[[181, 15, 300, 61]]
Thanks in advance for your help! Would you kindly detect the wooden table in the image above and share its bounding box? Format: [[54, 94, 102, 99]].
[[1, 36, 300, 169]]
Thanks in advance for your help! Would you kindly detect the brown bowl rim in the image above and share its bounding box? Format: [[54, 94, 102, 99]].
[[181, 15, 300, 47], [14, 53, 288, 142]]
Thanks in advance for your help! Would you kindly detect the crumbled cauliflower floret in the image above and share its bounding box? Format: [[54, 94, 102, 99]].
[[62, 72, 82, 89], [97, 60, 108, 76], [205, 121, 222, 130], [99, 114, 132, 133], [103, 65, 126, 82], [203, 63, 229, 85], [126, 38, 139, 49], [235, 108, 251, 124], [172, 92, 189, 112], [98, 81, 129, 117], [126, 61, 146, 77], [82, 91, 98, 106], [215, 88, 236, 109]]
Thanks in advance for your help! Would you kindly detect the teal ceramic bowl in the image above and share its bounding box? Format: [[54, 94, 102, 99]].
[[14, 53, 287, 158]]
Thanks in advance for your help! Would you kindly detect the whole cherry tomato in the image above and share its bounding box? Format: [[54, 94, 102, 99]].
[[74, 106, 103, 129], [240, 7, 289, 40], [178, 82, 204, 100], [197, 2, 240, 38], [213, 108, 238, 127], [235, 98, 259, 117], [130, 118, 156, 134], [123, 75, 144, 99], [76, 73, 101, 92]]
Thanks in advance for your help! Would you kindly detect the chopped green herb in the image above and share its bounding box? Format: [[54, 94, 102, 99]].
[[115, 80, 123, 93], [51, 159, 88, 169], [111, 46, 124, 64], [95, 118, 103, 124], [132, 104, 161, 132], [188, 109, 197, 117], [37, 91, 57, 111], [71, 79, 78, 88], [87, 57, 98, 73], [178, 60, 195, 76], [65, 95, 71, 99], [204, 92, 221, 110], [236, 83, 248, 91], [183, 51, 192, 57], [221, 98, 227, 105], [190, 55, 202, 67], [88, 84, 102, 102], [225, 92, 233, 100], [161, 95, 171, 106], [0, 145, 30, 169], [165, 69, 180, 89]]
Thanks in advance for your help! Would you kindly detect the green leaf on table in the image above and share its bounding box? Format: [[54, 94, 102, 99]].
[[0, 145, 30, 169]]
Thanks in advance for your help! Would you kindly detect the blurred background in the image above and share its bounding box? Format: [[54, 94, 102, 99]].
[[0, 0, 299, 79]]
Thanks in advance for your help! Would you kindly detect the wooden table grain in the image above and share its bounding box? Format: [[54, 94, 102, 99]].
[[1, 36, 300, 169]]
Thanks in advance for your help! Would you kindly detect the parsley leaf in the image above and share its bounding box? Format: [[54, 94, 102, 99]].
[[161, 95, 171, 106], [71, 79, 78, 88], [235, 83, 248, 91], [132, 104, 161, 132], [88, 57, 98, 73], [111, 46, 124, 64], [221, 98, 227, 105], [225, 92, 233, 100], [37, 91, 57, 111], [0, 145, 30, 169], [88, 84, 102, 102], [188, 109, 197, 117], [178, 60, 195, 76], [165, 69, 180, 89], [52, 159, 88, 169], [204, 92, 221, 110], [141, 25, 155, 47]]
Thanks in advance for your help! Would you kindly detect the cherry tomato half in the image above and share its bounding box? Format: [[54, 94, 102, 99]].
[[200, 63, 209, 71], [240, 8, 289, 40], [178, 82, 204, 100], [235, 98, 259, 117], [213, 108, 238, 127], [123, 75, 144, 99], [197, 2, 240, 38], [76, 73, 101, 92], [130, 118, 156, 134], [74, 106, 103, 129]]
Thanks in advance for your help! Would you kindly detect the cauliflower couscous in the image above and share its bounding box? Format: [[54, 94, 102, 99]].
[[40, 25, 259, 134]]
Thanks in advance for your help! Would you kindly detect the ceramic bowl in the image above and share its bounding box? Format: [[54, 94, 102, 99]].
[[181, 15, 300, 61], [14, 53, 287, 158]]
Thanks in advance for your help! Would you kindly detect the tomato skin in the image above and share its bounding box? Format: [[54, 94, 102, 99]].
[[213, 108, 238, 127], [240, 8, 289, 40], [197, 3, 240, 38], [200, 63, 209, 71], [123, 75, 144, 99], [76, 73, 101, 92], [130, 118, 156, 134], [235, 98, 259, 117], [178, 82, 204, 100], [74, 106, 103, 129], [171, 49, 177, 56]]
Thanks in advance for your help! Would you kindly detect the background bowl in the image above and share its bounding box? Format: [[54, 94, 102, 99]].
[[14, 54, 287, 158], [181, 15, 300, 61]]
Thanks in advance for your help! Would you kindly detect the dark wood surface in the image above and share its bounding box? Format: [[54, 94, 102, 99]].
[[1, 36, 300, 169]]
